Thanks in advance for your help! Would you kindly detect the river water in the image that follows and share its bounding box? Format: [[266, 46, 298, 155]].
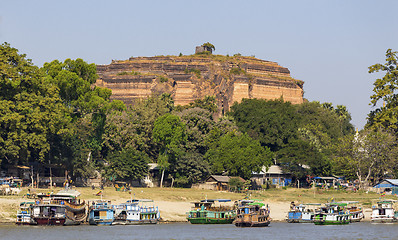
[[1, 222, 398, 240]]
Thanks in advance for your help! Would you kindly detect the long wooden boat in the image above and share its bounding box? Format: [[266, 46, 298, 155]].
[[29, 189, 86, 226], [371, 200, 397, 223], [335, 201, 364, 222], [286, 203, 321, 223], [113, 199, 160, 225], [187, 199, 235, 224], [313, 203, 350, 225], [88, 200, 114, 225], [233, 201, 270, 227], [31, 203, 67, 225], [64, 201, 87, 225]]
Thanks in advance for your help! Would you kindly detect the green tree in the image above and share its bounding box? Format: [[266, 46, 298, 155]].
[[103, 94, 174, 160], [177, 107, 215, 154], [277, 139, 331, 179], [172, 152, 211, 187], [229, 98, 298, 152], [41, 58, 126, 180], [106, 148, 149, 181], [202, 42, 216, 53], [205, 131, 273, 179], [332, 129, 398, 188], [228, 177, 245, 192], [0, 42, 71, 168], [153, 114, 187, 187], [367, 49, 398, 131]]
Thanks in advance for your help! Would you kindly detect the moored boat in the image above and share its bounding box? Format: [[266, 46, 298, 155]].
[[336, 201, 364, 222], [29, 189, 86, 226], [113, 199, 160, 225], [313, 203, 350, 225], [31, 203, 66, 225], [371, 200, 397, 223], [286, 202, 321, 223], [233, 201, 270, 227], [16, 202, 35, 225], [88, 200, 114, 225], [187, 199, 235, 224]]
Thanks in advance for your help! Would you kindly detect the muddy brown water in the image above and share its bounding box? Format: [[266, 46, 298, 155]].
[[1, 222, 398, 240]]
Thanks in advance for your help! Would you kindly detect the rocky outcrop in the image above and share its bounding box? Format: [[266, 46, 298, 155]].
[[95, 55, 304, 112]]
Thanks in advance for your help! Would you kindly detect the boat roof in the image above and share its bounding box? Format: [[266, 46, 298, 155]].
[[138, 199, 154, 202], [298, 203, 322, 206], [33, 204, 66, 207], [335, 201, 359, 206], [377, 200, 397, 203], [191, 199, 231, 203], [245, 202, 265, 207], [238, 200, 255, 204], [202, 199, 231, 203], [56, 189, 81, 197], [37, 189, 81, 199]]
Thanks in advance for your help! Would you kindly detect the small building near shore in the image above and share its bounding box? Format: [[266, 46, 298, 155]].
[[251, 165, 292, 187], [192, 175, 245, 191], [373, 179, 398, 194]]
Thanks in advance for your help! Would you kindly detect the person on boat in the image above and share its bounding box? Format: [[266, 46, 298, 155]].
[[290, 202, 296, 211]]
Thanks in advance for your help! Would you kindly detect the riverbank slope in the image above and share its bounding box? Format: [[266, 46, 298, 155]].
[[0, 187, 388, 223]]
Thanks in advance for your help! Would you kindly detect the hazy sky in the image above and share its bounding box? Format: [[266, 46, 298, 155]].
[[1, 0, 398, 129]]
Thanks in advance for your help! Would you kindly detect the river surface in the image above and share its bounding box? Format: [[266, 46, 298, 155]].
[[1, 222, 398, 240]]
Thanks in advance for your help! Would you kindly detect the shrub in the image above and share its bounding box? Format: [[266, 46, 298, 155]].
[[229, 177, 244, 192], [184, 68, 201, 78], [158, 76, 169, 83], [230, 67, 245, 75]]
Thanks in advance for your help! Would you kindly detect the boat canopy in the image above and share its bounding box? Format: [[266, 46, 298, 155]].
[[335, 201, 359, 206], [199, 199, 231, 203], [246, 202, 265, 207]]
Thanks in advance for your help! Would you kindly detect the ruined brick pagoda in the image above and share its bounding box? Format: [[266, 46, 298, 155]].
[[95, 53, 304, 113]]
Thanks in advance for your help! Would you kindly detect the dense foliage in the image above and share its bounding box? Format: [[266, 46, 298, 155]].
[[229, 98, 354, 180], [6, 42, 387, 189], [367, 49, 398, 132]]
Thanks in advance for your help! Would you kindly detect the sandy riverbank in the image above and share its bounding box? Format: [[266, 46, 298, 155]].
[[0, 196, 374, 223], [1, 186, 384, 223]]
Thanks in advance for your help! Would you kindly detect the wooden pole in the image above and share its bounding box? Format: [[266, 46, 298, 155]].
[[50, 166, 53, 189]]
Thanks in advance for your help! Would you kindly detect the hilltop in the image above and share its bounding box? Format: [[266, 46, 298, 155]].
[[95, 54, 304, 113]]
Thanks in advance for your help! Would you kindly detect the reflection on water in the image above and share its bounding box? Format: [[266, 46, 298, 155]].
[[2, 222, 398, 240]]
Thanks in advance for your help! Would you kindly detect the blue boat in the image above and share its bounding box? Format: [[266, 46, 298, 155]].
[[88, 200, 114, 225], [286, 203, 321, 223]]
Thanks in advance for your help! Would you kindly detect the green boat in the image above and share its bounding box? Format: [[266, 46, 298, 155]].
[[313, 203, 350, 225], [187, 199, 236, 224]]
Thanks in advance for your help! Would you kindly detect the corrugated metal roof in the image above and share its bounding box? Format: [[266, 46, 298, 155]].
[[386, 179, 398, 185], [255, 165, 283, 174], [208, 175, 230, 183], [373, 179, 398, 188]]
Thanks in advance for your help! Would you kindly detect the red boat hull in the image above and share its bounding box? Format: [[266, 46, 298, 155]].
[[34, 217, 66, 226]]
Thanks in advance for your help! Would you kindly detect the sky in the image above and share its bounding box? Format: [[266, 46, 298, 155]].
[[1, 0, 398, 129]]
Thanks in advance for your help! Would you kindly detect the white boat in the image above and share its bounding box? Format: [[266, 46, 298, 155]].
[[313, 203, 350, 225], [16, 202, 35, 225], [336, 201, 364, 222], [371, 200, 397, 223], [112, 199, 160, 225]]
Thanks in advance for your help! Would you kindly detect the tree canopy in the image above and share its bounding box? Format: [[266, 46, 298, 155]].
[[0, 42, 71, 167], [205, 131, 273, 179], [367, 49, 398, 132]]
